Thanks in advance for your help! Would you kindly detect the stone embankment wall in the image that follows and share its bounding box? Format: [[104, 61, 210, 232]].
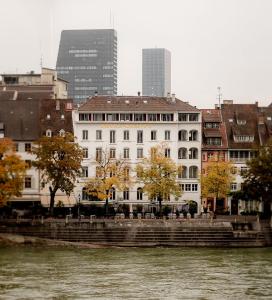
[[0, 219, 271, 247]]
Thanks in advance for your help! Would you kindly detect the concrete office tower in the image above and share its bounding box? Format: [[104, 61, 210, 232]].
[[142, 48, 171, 97], [56, 29, 117, 102]]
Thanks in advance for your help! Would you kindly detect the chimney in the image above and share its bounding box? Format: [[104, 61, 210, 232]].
[[215, 104, 219, 109], [171, 93, 176, 103], [167, 92, 171, 101], [137, 91, 141, 96], [94, 91, 98, 97]]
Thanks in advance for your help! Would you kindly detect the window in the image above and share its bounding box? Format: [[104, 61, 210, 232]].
[[189, 130, 198, 141], [15, 143, 19, 152], [82, 188, 89, 200], [109, 187, 116, 200], [93, 114, 105, 121], [134, 114, 146, 121], [46, 129, 52, 137], [178, 166, 183, 179], [148, 114, 160, 121], [123, 148, 130, 159], [189, 166, 198, 178], [123, 130, 129, 141], [46, 114, 51, 120], [178, 113, 187, 121], [192, 184, 198, 191], [120, 113, 133, 121], [178, 130, 187, 141], [182, 166, 187, 178], [240, 167, 248, 176], [96, 148, 102, 162], [83, 148, 88, 159], [151, 130, 157, 141], [25, 160, 32, 168], [234, 135, 254, 142], [106, 114, 119, 121], [178, 148, 187, 159], [110, 130, 116, 143], [96, 166, 102, 178], [205, 122, 219, 128], [96, 130, 102, 140], [231, 167, 237, 174], [165, 130, 170, 140], [24, 176, 32, 189], [110, 148, 116, 159], [123, 188, 129, 200], [206, 138, 222, 145], [189, 148, 198, 159], [161, 114, 174, 121], [82, 167, 88, 177], [137, 148, 143, 159], [79, 113, 91, 121], [82, 130, 88, 140], [61, 114, 65, 120], [25, 143, 31, 152], [231, 182, 237, 191], [185, 184, 191, 191], [164, 148, 171, 158], [137, 130, 143, 143], [124, 167, 130, 181], [137, 188, 143, 200], [207, 152, 214, 161], [59, 129, 65, 137], [189, 113, 199, 121]]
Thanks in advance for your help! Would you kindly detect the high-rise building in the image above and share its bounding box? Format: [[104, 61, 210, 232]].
[[56, 29, 117, 102], [142, 48, 171, 97]]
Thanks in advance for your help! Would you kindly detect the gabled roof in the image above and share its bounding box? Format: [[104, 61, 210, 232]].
[[221, 103, 260, 149], [78, 96, 200, 112]]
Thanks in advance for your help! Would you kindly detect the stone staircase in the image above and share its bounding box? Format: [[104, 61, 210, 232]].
[[0, 220, 270, 247]]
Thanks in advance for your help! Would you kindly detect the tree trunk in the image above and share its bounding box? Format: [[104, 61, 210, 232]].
[[105, 192, 109, 217], [49, 186, 57, 217], [158, 196, 162, 217]]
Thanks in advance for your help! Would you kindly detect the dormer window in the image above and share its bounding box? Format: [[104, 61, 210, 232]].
[[237, 120, 246, 125], [59, 129, 65, 137], [46, 114, 51, 120], [61, 114, 65, 120], [234, 135, 254, 142], [46, 129, 52, 137]]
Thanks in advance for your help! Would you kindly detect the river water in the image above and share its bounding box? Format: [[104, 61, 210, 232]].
[[0, 246, 271, 300]]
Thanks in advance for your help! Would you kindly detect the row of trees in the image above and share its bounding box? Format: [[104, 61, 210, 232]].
[[1, 135, 271, 217]]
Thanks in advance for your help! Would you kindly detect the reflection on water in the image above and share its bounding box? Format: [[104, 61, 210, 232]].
[[0, 246, 271, 300]]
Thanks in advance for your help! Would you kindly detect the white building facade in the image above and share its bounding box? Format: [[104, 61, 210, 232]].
[[73, 95, 202, 213]]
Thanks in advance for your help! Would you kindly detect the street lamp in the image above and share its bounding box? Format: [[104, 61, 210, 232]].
[[77, 194, 81, 221]]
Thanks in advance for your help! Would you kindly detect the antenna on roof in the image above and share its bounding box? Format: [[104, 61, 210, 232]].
[[217, 86, 222, 108], [40, 55, 43, 69]]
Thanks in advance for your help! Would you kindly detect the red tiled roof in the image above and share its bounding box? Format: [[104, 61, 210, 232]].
[[78, 96, 200, 112]]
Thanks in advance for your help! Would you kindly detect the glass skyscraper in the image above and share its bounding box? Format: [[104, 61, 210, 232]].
[[56, 29, 117, 102], [142, 48, 171, 97]]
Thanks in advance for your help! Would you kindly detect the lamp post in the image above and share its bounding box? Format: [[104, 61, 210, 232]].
[[77, 194, 81, 221]]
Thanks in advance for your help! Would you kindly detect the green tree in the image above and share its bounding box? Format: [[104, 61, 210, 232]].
[[136, 145, 182, 215], [201, 161, 234, 211], [243, 139, 272, 217], [84, 149, 131, 216], [32, 133, 83, 215], [0, 138, 27, 206]]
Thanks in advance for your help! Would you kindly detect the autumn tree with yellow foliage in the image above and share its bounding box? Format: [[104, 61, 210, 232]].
[[136, 145, 182, 215], [0, 138, 27, 206], [201, 161, 234, 211], [84, 149, 131, 215]]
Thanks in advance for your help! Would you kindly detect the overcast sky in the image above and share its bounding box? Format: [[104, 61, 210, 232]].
[[1, 0, 272, 108]]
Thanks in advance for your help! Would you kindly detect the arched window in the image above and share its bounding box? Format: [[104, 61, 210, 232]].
[[46, 129, 52, 137], [182, 166, 187, 178], [59, 129, 65, 137], [178, 130, 187, 141], [137, 187, 143, 200], [189, 166, 198, 178], [177, 166, 183, 179], [82, 188, 89, 200], [178, 148, 187, 159], [109, 187, 116, 200], [189, 148, 198, 159], [189, 130, 198, 141], [123, 188, 129, 200]]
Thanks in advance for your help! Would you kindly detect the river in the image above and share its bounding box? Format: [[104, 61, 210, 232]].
[[0, 246, 271, 299]]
